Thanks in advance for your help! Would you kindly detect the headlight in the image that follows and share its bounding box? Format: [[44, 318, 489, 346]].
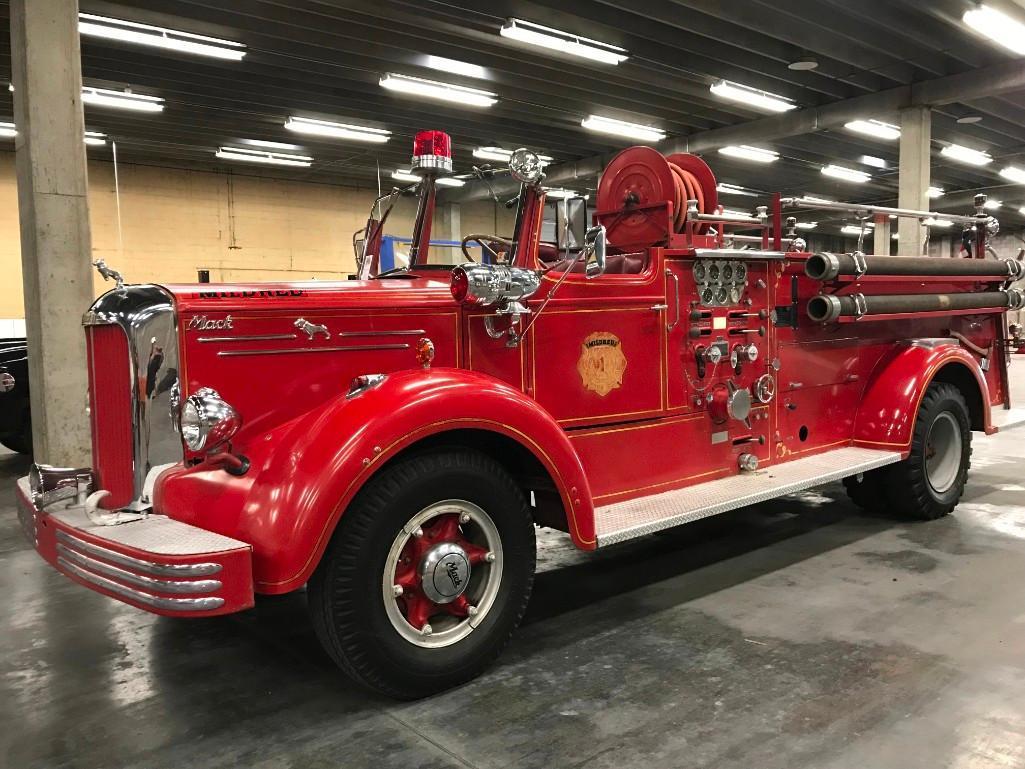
[[179, 387, 240, 452]]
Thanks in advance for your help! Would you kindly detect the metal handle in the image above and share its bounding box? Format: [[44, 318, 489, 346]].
[[666, 269, 680, 332]]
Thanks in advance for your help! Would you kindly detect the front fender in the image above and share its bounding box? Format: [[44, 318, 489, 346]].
[[854, 342, 990, 451], [162, 369, 595, 593]]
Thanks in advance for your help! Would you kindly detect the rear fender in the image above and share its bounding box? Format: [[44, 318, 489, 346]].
[[178, 369, 594, 593], [853, 341, 990, 451]]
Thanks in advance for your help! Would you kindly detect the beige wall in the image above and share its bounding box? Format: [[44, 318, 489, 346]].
[[0, 151, 510, 318]]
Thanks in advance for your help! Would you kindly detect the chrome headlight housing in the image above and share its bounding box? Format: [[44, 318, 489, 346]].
[[179, 387, 240, 452]]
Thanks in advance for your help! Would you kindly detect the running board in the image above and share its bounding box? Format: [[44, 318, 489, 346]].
[[594, 446, 901, 547]]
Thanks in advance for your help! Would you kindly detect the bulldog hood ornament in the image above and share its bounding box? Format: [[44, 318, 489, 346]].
[[92, 258, 125, 290]]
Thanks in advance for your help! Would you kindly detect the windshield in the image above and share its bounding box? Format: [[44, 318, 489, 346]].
[[357, 177, 509, 278]]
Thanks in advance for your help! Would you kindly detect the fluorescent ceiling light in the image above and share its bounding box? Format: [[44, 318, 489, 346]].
[[391, 169, 464, 186], [841, 224, 873, 235], [216, 147, 312, 167], [923, 218, 953, 228], [844, 119, 900, 140], [380, 73, 497, 107], [963, 5, 1025, 55], [545, 188, 585, 200], [821, 164, 870, 183], [718, 145, 778, 163], [246, 139, 301, 150], [984, 199, 1002, 210], [1019, 206, 1025, 216], [285, 116, 390, 143], [928, 186, 945, 198], [500, 18, 627, 65], [999, 165, 1025, 184], [0, 122, 103, 144], [860, 155, 887, 169], [581, 114, 665, 142], [82, 87, 164, 112], [710, 80, 796, 113], [940, 143, 992, 166], [472, 146, 553, 164], [795, 222, 817, 230], [79, 13, 245, 60], [716, 182, 756, 196], [423, 55, 486, 79]]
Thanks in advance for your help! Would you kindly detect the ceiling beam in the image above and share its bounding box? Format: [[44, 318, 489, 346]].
[[445, 57, 1025, 203]]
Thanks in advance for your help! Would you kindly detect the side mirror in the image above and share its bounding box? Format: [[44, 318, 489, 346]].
[[582, 225, 607, 279]]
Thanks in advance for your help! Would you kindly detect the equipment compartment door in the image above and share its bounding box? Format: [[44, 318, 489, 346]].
[[526, 260, 666, 428]]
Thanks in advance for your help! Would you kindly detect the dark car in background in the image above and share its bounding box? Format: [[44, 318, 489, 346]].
[[0, 338, 30, 455]]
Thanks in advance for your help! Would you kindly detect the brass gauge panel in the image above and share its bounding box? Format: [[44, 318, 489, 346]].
[[693, 259, 748, 308]]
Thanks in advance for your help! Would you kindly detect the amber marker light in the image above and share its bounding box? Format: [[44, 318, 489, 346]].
[[416, 337, 436, 369]]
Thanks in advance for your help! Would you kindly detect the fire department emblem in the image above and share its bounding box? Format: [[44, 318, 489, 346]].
[[577, 332, 627, 397]]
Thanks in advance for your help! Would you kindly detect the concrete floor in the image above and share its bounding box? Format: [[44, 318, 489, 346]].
[[4, 367, 1025, 768]]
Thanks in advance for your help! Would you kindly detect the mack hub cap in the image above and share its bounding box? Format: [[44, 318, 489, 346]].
[[419, 542, 471, 604]]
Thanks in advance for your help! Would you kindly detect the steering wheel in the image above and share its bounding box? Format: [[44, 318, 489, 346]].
[[462, 234, 514, 263]]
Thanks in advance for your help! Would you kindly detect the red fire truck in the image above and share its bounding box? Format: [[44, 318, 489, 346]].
[[16, 130, 1025, 699]]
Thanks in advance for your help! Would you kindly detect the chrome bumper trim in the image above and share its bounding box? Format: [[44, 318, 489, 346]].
[[55, 530, 223, 577], [57, 557, 225, 612], [56, 543, 222, 594]]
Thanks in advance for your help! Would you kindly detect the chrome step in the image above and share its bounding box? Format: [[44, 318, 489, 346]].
[[594, 446, 901, 547]]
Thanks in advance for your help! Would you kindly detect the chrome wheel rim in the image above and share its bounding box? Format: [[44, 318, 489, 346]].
[[382, 500, 503, 649], [925, 411, 962, 494]]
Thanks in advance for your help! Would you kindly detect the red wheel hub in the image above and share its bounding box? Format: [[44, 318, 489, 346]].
[[392, 513, 491, 631]]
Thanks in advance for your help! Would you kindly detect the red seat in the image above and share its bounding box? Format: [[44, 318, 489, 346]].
[[540, 244, 646, 275]]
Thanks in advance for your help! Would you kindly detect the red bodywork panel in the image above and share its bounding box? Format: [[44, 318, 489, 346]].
[[156, 369, 594, 592], [140, 246, 1008, 595]]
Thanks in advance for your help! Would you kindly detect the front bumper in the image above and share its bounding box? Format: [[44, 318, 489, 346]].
[[16, 476, 255, 617]]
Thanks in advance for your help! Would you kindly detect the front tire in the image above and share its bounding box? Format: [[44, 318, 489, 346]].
[[885, 382, 972, 520], [308, 449, 535, 699]]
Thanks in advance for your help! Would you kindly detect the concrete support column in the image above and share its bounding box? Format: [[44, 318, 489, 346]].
[[897, 106, 931, 256], [435, 202, 462, 242], [11, 0, 94, 465], [872, 213, 891, 255]]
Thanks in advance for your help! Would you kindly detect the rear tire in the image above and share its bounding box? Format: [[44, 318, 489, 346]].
[[842, 469, 888, 511], [884, 382, 971, 520], [308, 449, 535, 699]]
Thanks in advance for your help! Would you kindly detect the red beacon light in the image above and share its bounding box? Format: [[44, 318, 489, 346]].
[[411, 130, 452, 175]]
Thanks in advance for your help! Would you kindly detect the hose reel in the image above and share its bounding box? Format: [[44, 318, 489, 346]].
[[596, 146, 719, 248]]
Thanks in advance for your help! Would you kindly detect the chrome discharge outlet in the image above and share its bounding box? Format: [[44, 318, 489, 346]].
[[738, 453, 759, 472]]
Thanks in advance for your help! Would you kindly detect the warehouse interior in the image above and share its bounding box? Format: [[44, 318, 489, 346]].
[[3, 1, 1025, 767]]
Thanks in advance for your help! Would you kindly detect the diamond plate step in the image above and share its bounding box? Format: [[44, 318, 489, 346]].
[[594, 446, 901, 547]]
